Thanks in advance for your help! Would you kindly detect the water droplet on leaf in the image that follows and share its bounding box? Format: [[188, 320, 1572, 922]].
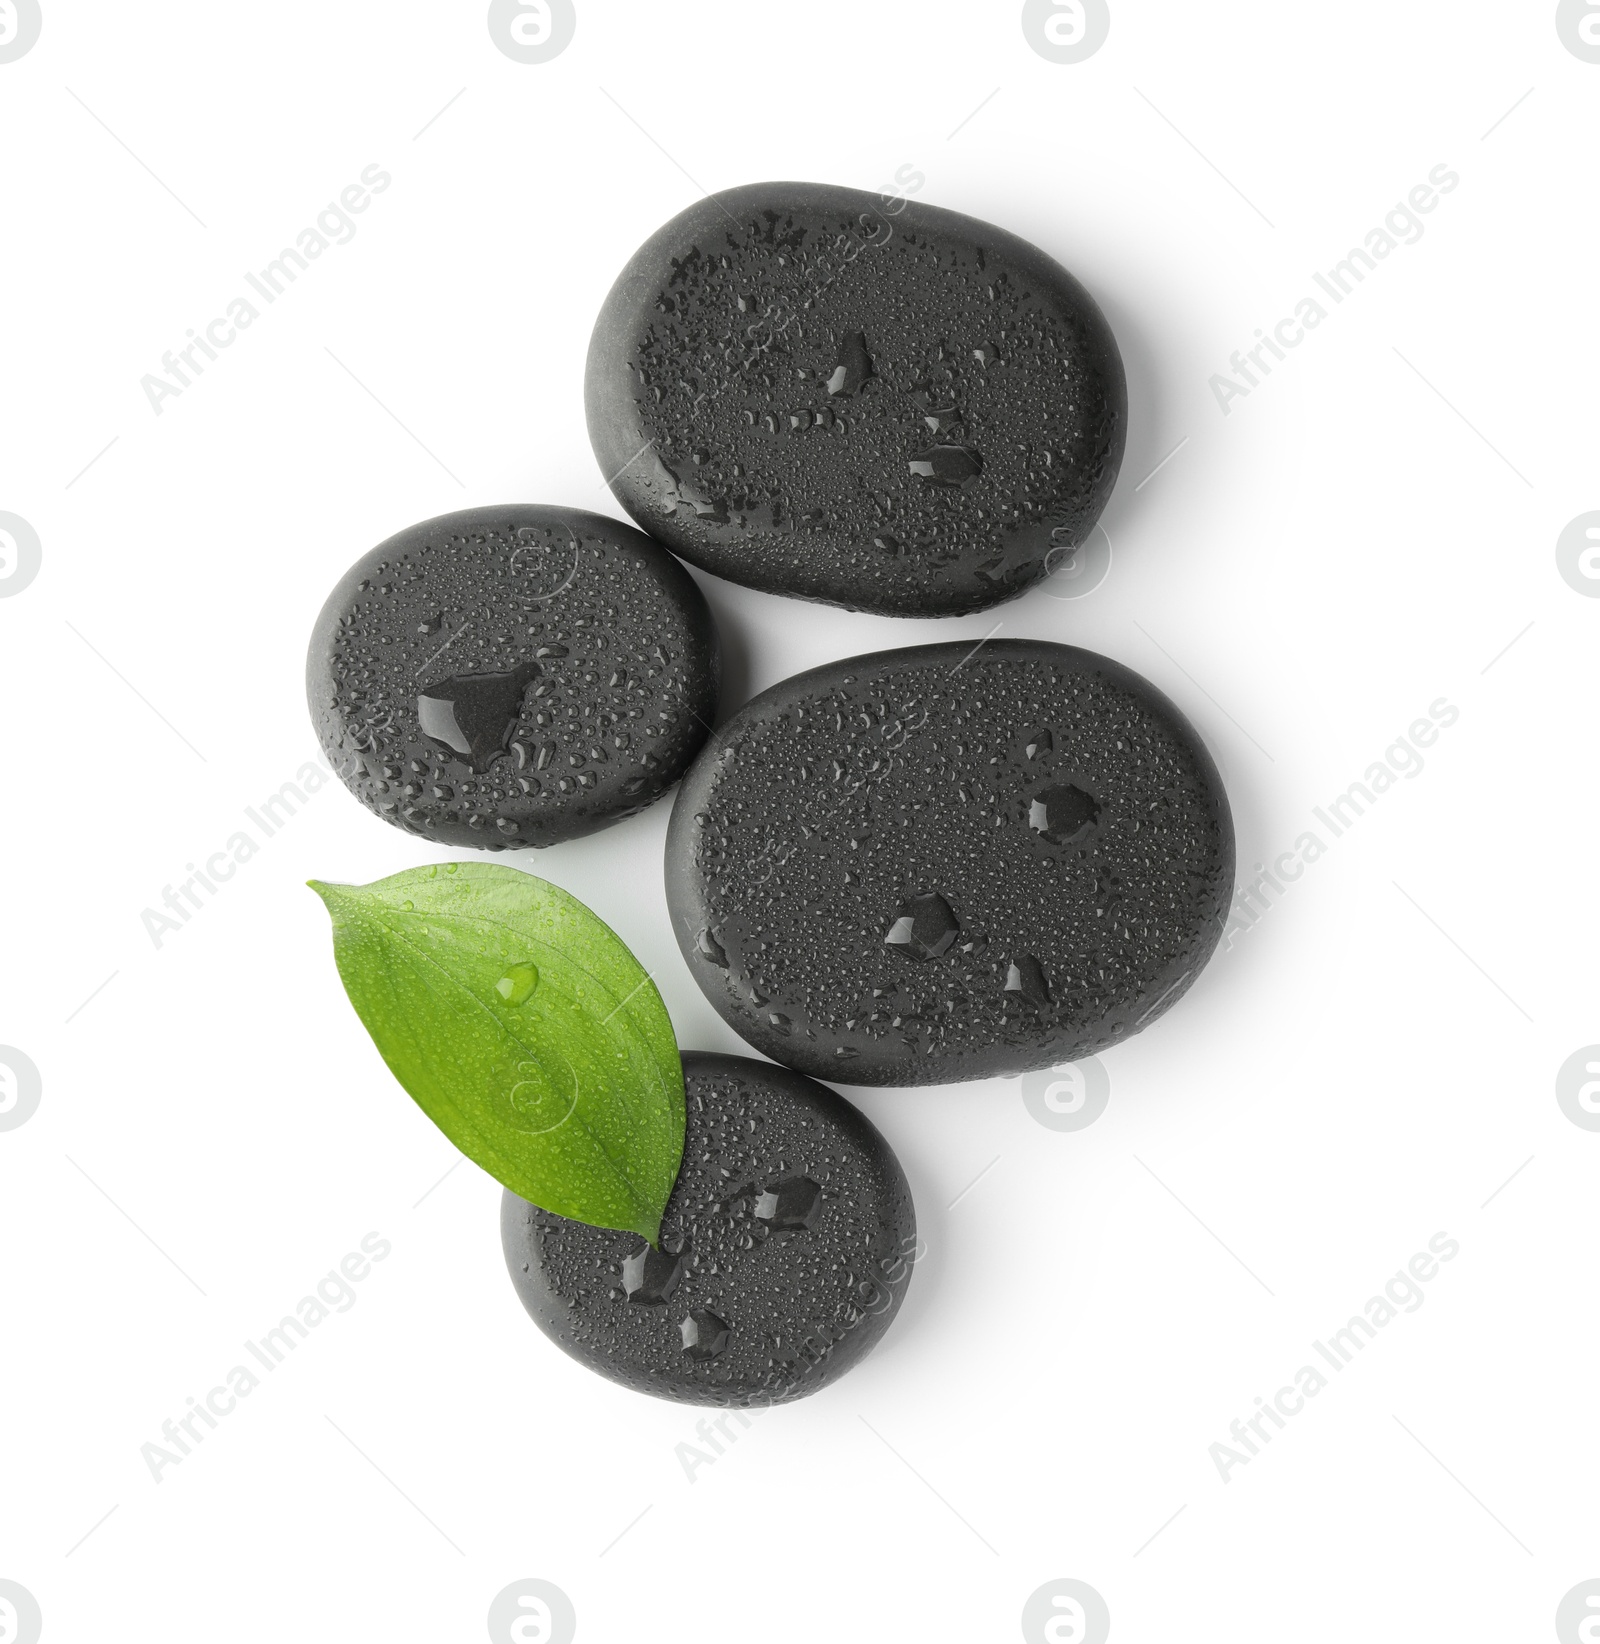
[[495, 962, 540, 1005]]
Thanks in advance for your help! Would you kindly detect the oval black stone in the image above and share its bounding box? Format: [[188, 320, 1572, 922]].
[[307, 505, 719, 848], [586, 182, 1126, 617], [664, 641, 1234, 1086], [501, 1052, 917, 1406]]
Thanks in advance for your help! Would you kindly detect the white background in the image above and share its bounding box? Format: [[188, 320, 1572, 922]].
[[3, 3, 1597, 1640]]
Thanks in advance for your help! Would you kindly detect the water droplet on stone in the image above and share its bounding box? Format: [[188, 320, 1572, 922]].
[[1025, 728, 1054, 760], [416, 661, 540, 774], [495, 962, 540, 1005], [1029, 783, 1101, 845], [1004, 954, 1052, 1009], [912, 387, 963, 434], [754, 1174, 823, 1231], [884, 892, 961, 960], [621, 1243, 683, 1305], [827, 330, 873, 396], [680, 1307, 731, 1360], [908, 444, 983, 485], [696, 928, 729, 967]]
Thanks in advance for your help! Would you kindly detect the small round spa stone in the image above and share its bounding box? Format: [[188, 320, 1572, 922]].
[[307, 505, 719, 848], [586, 181, 1126, 617], [502, 1052, 917, 1406], [665, 641, 1234, 1086]]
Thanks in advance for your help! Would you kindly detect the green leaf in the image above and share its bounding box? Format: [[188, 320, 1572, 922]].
[[309, 863, 684, 1245]]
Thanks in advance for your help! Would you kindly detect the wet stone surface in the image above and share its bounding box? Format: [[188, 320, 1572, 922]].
[[586, 182, 1126, 616], [502, 1053, 918, 1406], [665, 640, 1235, 1086], [306, 504, 719, 848]]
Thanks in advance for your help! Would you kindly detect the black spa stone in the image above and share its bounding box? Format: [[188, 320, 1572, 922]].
[[586, 181, 1126, 617], [501, 1052, 917, 1406], [664, 641, 1234, 1087], [307, 505, 719, 848]]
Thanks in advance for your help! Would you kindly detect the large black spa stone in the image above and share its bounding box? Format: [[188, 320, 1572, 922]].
[[665, 641, 1234, 1086], [307, 505, 719, 848], [502, 1052, 917, 1406], [586, 181, 1126, 617]]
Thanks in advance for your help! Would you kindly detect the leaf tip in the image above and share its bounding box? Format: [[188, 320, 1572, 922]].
[[308, 879, 358, 919]]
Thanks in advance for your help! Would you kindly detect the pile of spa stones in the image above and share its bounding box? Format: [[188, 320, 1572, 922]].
[[309, 182, 1234, 1407]]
